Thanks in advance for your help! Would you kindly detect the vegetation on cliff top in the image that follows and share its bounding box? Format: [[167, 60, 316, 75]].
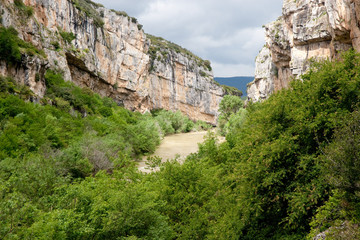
[[147, 34, 212, 72], [70, 0, 105, 28]]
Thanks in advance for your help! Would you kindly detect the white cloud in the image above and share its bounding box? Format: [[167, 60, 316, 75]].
[[95, 0, 283, 76], [211, 62, 255, 77]]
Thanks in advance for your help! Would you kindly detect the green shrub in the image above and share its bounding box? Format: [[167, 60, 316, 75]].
[[44, 70, 107, 115], [218, 95, 244, 135], [0, 27, 22, 64], [59, 30, 76, 44], [193, 120, 212, 131], [0, 26, 45, 65], [14, 0, 33, 18], [0, 76, 33, 98], [51, 41, 61, 50], [204, 60, 212, 71], [221, 84, 243, 96]]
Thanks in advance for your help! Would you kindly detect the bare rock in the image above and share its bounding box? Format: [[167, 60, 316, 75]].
[[0, 0, 223, 124], [248, 0, 360, 102]]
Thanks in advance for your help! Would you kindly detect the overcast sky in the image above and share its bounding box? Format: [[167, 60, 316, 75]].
[[95, 0, 283, 77]]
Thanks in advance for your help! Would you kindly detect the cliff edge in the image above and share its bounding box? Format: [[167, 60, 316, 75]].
[[0, 0, 224, 124], [248, 0, 360, 101]]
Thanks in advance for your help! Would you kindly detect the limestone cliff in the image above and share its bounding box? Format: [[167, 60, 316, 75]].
[[0, 0, 224, 124], [248, 0, 360, 101]]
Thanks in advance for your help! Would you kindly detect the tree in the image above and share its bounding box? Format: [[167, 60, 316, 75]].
[[322, 110, 360, 201], [218, 95, 243, 135], [219, 95, 243, 121]]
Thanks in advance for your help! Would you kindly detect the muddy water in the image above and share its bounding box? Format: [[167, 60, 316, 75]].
[[138, 131, 210, 172]]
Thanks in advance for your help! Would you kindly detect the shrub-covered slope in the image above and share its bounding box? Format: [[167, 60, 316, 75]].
[[2, 11, 360, 238]]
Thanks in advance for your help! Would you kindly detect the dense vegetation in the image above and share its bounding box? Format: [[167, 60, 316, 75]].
[[1, 19, 360, 238], [0, 26, 45, 65], [0, 70, 211, 239]]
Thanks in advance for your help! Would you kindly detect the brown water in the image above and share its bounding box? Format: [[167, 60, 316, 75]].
[[138, 131, 210, 173]]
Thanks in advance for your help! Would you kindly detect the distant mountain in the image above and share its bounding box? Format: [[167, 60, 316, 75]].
[[214, 76, 254, 96]]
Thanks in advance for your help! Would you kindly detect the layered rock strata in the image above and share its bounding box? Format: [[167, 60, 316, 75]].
[[0, 0, 223, 124], [248, 0, 360, 101]]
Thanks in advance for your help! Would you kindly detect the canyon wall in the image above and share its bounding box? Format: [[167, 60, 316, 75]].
[[248, 0, 360, 101], [0, 0, 223, 124]]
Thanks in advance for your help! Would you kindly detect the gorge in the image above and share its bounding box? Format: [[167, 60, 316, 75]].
[[0, 0, 224, 124], [2, 0, 360, 239]]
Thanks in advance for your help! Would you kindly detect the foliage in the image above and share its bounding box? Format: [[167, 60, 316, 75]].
[[151, 109, 210, 135], [151, 49, 360, 239], [24, 171, 174, 239], [218, 95, 244, 135], [3, 45, 360, 238], [219, 95, 243, 121], [321, 110, 360, 202], [146, 34, 211, 71], [0, 26, 45, 65], [14, 0, 33, 18], [0, 72, 205, 238], [221, 84, 243, 97], [59, 30, 76, 44], [221, 108, 247, 136]]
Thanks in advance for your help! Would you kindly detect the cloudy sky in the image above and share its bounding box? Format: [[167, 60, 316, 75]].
[[95, 0, 283, 77]]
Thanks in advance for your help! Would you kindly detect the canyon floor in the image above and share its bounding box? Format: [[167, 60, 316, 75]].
[[138, 130, 224, 173]]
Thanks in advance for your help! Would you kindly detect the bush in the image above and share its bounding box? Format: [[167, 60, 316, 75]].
[[218, 95, 244, 135], [321, 110, 360, 201], [0, 27, 22, 64], [14, 0, 33, 18], [59, 30, 76, 44], [0, 26, 45, 65]]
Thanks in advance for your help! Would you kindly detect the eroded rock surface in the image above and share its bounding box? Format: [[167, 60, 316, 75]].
[[0, 0, 223, 124], [248, 0, 360, 101]]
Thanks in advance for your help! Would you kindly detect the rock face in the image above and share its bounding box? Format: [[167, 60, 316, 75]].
[[0, 0, 223, 124], [248, 0, 360, 101], [247, 46, 276, 102]]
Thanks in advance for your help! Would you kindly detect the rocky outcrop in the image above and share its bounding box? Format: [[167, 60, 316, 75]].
[[0, 0, 223, 124], [248, 0, 360, 101], [247, 46, 275, 102]]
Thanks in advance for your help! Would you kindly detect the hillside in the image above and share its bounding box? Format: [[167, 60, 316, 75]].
[[0, 0, 224, 124], [1, 0, 360, 239], [214, 76, 253, 96], [2, 46, 360, 240]]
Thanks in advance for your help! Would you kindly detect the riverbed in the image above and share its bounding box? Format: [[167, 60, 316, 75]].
[[138, 131, 211, 172]]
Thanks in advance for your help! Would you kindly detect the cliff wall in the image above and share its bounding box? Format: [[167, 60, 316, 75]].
[[248, 0, 360, 101], [0, 0, 223, 124]]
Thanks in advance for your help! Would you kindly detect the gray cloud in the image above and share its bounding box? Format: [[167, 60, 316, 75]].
[[95, 0, 283, 77]]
